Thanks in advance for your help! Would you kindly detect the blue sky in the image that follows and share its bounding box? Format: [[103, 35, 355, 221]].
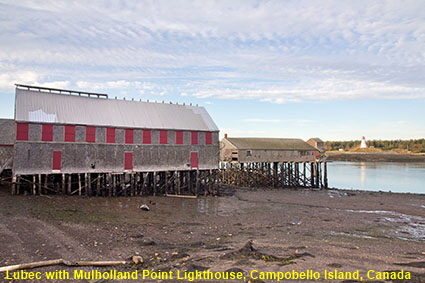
[[1, 0, 425, 141]]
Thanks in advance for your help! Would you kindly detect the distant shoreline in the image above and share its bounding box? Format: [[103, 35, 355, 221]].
[[326, 152, 425, 162]]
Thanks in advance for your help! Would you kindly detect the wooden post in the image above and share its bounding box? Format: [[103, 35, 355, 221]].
[[273, 162, 278, 188], [38, 174, 41, 195], [67, 174, 72, 194], [129, 174, 133, 196], [208, 169, 213, 196], [178, 171, 182, 195], [11, 175, 16, 195], [310, 163, 314, 188], [316, 163, 319, 188], [61, 174, 65, 194], [196, 169, 200, 195], [78, 174, 82, 196], [107, 173, 112, 196], [113, 174, 117, 196], [17, 175, 22, 194], [44, 175, 48, 195], [88, 173, 92, 196], [121, 174, 126, 196], [189, 170, 193, 194], [324, 162, 328, 189], [153, 171, 157, 196], [96, 174, 101, 196], [32, 175, 36, 195]]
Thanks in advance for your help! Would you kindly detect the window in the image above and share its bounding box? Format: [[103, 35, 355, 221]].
[[64, 125, 75, 142], [16, 123, 29, 141], [246, 150, 252, 157], [190, 152, 198, 169], [125, 129, 134, 144], [175, 131, 183, 145], [106, 128, 116, 143], [143, 130, 151, 144], [52, 151, 62, 170], [42, 124, 53, 141], [86, 126, 96, 143], [191, 131, 198, 145], [160, 130, 168, 144], [124, 152, 133, 170], [205, 132, 212, 145]]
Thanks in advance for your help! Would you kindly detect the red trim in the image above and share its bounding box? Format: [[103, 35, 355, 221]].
[[64, 125, 75, 142], [106, 127, 116, 143], [86, 126, 96, 143], [143, 130, 151, 144], [175, 131, 183, 145], [0, 144, 13, 147], [52, 151, 62, 170], [16, 123, 29, 141], [42, 124, 53, 141], [205, 132, 212, 145], [125, 129, 134, 144], [159, 130, 168, 144], [191, 131, 198, 145]]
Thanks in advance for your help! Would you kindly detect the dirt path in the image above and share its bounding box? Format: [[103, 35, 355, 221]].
[[1, 185, 425, 282]]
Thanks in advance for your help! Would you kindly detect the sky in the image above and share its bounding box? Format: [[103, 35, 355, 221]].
[[1, 0, 425, 141]]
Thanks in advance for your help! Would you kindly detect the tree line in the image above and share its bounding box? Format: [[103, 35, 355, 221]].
[[325, 139, 425, 153]]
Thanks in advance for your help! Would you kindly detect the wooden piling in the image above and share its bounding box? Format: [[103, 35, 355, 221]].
[[153, 171, 157, 196], [32, 175, 36, 195]]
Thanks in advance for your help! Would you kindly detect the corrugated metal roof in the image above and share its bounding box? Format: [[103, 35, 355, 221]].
[[225, 137, 318, 151], [15, 88, 219, 131]]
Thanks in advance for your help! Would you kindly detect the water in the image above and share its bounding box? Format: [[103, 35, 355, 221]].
[[327, 161, 425, 194]]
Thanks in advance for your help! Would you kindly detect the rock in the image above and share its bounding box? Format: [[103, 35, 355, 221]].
[[139, 204, 150, 211], [132, 255, 144, 264]]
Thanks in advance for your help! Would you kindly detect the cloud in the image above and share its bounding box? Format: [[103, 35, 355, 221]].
[[0, 0, 424, 104]]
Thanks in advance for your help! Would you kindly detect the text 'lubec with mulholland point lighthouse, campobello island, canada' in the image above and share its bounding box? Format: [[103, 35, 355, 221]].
[[4, 268, 412, 281]]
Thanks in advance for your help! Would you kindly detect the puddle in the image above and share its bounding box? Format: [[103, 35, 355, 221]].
[[329, 231, 377, 239], [345, 209, 425, 242]]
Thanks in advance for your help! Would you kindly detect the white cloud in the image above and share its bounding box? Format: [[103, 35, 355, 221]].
[[0, 0, 424, 104]]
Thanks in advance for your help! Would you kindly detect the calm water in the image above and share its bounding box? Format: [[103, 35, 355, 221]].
[[327, 161, 425, 194]]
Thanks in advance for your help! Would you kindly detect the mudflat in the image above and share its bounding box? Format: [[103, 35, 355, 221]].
[[1, 184, 425, 282]]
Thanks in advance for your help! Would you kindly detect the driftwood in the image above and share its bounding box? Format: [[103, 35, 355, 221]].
[[0, 259, 128, 272], [165, 194, 197, 199]]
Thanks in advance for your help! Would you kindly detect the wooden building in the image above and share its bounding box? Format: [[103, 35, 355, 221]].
[[11, 84, 219, 196], [307, 137, 326, 153], [220, 135, 319, 163], [0, 119, 14, 176], [220, 135, 327, 189]]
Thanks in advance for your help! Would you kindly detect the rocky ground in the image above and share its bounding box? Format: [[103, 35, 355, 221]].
[[0, 184, 425, 282]]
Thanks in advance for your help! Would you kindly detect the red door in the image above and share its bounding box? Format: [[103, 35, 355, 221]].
[[124, 152, 133, 170], [190, 152, 198, 169], [52, 151, 62, 170]]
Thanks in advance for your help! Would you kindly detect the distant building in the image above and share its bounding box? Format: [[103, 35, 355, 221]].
[[360, 136, 368, 148], [307, 138, 326, 153], [220, 135, 319, 163]]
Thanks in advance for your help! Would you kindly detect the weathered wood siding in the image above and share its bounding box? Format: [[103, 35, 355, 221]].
[[14, 122, 219, 175]]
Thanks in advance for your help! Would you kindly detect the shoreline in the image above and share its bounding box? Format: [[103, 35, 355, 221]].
[[326, 152, 425, 162]]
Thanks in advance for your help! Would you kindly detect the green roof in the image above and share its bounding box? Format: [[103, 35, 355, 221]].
[[225, 138, 318, 151]]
